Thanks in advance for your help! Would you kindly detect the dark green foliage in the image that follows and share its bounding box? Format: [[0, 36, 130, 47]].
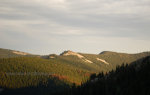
[[60, 56, 150, 95]]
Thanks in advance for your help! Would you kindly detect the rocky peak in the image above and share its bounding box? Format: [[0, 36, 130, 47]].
[[12, 51, 29, 55]]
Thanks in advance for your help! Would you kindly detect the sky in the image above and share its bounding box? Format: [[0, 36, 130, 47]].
[[0, 0, 150, 55]]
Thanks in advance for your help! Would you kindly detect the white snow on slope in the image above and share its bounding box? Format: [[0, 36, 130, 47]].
[[13, 51, 29, 55], [83, 58, 93, 63], [62, 50, 93, 63], [62, 51, 84, 58], [96, 58, 109, 65]]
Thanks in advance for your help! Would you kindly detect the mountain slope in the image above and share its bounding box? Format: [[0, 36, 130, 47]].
[[0, 57, 91, 95], [1, 48, 150, 74], [0, 48, 150, 95], [0, 57, 90, 86], [61, 56, 150, 95], [1, 47, 149, 73], [80, 51, 150, 72]]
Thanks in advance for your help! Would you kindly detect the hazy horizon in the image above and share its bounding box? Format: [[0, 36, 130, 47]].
[[0, 0, 150, 55], [1, 47, 150, 56]]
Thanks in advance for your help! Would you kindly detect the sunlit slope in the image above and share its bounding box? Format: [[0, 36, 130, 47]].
[[0, 48, 37, 58], [44, 50, 150, 73], [0, 57, 90, 88], [79, 51, 150, 72]]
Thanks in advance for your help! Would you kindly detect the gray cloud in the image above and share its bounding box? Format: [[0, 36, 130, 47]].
[[0, 0, 150, 54]]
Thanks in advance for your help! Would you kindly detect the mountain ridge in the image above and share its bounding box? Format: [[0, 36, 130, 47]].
[[1, 48, 150, 57], [0, 48, 150, 95]]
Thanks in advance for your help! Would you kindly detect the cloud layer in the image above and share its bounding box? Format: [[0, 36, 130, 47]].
[[0, 0, 150, 54]]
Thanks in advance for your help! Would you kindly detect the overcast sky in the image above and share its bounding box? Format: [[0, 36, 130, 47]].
[[0, 0, 150, 55]]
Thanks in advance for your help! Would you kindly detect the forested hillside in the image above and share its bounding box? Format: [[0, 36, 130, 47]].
[[43, 50, 150, 73], [0, 57, 90, 95], [60, 56, 150, 95], [0, 48, 150, 95]]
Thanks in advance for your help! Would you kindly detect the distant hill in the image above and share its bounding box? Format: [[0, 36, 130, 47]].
[[79, 51, 150, 72], [0, 48, 38, 58], [1, 48, 150, 73], [41, 50, 150, 72]]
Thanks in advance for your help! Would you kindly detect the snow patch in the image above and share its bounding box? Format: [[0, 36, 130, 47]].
[[62, 51, 93, 63], [83, 58, 93, 63], [96, 58, 109, 65], [50, 56, 55, 59], [13, 51, 28, 55], [62, 51, 84, 58]]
